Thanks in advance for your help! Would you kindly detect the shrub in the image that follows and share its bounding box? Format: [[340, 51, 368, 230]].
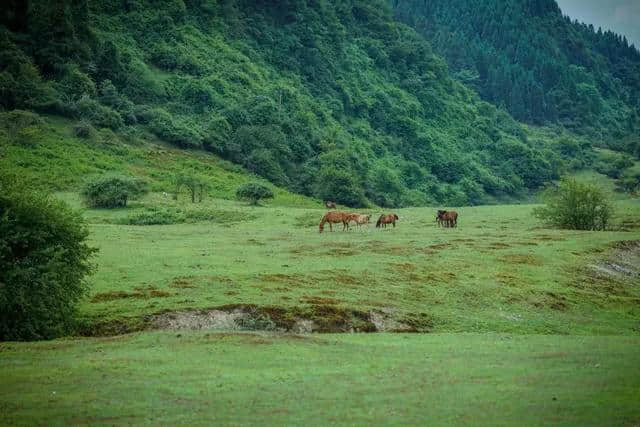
[[533, 178, 613, 230], [73, 120, 97, 139], [314, 167, 367, 207], [74, 95, 124, 130], [82, 175, 149, 208], [236, 182, 274, 205], [616, 170, 640, 194], [147, 108, 202, 148], [123, 208, 185, 225], [0, 175, 96, 340]]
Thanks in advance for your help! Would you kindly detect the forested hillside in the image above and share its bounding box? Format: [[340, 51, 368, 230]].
[[392, 0, 640, 145], [0, 0, 606, 206]]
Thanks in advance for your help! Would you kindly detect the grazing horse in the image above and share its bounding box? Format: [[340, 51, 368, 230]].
[[319, 211, 351, 233], [348, 214, 370, 230], [376, 213, 399, 228], [325, 201, 337, 209], [437, 210, 458, 228]]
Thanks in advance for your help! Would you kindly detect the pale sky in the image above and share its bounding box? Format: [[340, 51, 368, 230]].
[[556, 0, 640, 49]]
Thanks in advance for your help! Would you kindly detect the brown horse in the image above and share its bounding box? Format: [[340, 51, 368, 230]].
[[348, 214, 370, 229], [325, 201, 337, 209], [436, 210, 447, 227], [319, 211, 351, 233], [437, 210, 458, 228], [376, 213, 399, 228]]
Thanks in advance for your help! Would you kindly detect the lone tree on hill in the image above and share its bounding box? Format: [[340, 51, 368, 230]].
[[82, 175, 148, 208], [236, 182, 274, 205], [174, 173, 207, 203]]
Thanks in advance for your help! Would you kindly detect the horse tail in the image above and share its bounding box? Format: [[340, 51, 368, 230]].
[[376, 215, 382, 228]]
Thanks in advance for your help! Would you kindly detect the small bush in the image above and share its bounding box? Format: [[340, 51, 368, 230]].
[[82, 175, 149, 208], [74, 96, 124, 130], [0, 175, 96, 340], [533, 178, 613, 230], [236, 182, 274, 205], [73, 120, 97, 139], [123, 208, 185, 225]]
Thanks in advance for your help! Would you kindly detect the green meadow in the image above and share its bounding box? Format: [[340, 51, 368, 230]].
[[2, 333, 639, 426]]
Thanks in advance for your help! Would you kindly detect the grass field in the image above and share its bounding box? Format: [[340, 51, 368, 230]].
[[2, 119, 640, 425], [1, 194, 639, 424], [1, 332, 639, 425]]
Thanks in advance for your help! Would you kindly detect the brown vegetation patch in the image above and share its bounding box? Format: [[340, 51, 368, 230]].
[[427, 242, 455, 250], [300, 296, 340, 305], [529, 292, 568, 311], [90, 289, 172, 303], [533, 235, 566, 242], [495, 273, 524, 287], [487, 242, 511, 249], [170, 276, 197, 289], [259, 273, 309, 286], [501, 254, 543, 266], [516, 241, 539, 246], [246, 238, 266, 246], [387, 262, 417, 272]]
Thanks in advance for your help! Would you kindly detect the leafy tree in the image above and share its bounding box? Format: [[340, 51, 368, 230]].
[[533, 178, 613, 230], [235, 182, 274, 205], [174, 173, 207, 203], [314, 167, 367, 208], [82, 175, 148, 208], [0, 174, 96, 340]]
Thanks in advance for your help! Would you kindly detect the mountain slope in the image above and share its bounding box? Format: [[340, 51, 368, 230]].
[[1, 0, 595, 206], [392, 0, 640, 142]]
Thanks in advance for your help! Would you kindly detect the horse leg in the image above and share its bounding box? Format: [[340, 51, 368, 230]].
[[329, 222, 333, 232]]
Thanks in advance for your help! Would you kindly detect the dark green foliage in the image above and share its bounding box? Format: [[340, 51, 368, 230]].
[[236, 182, 274, 205], [82, 175, 148, 208], [594, 152, 635, 179], [392, 0, 640, 137], [72, 119, 96, 139], [533, 178, 613, 230], [616, 170, 640, 194], [315, 167, 368, 208], [0, 174, 96, 340], [1, 0, 637, 206]]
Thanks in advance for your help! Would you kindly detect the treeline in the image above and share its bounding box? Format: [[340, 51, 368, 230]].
[[0, 0, 597, 206], [392, 0, 640, 144]]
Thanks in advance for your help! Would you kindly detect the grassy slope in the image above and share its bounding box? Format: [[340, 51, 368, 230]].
[[1, 332, 639, 425], [0, 116, 318, 207]]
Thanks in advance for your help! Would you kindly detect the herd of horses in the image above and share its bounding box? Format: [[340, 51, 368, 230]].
[[319, 201, 458, 233]]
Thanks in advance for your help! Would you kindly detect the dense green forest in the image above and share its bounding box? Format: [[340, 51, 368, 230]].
[[392, 0, 640, 144], [0, 0, 629, 206]]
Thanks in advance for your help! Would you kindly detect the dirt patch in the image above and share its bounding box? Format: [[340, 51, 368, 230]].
[[580, 241, 640, 297], [151, 309, 247, 330], [501, 254, 543, 266]]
